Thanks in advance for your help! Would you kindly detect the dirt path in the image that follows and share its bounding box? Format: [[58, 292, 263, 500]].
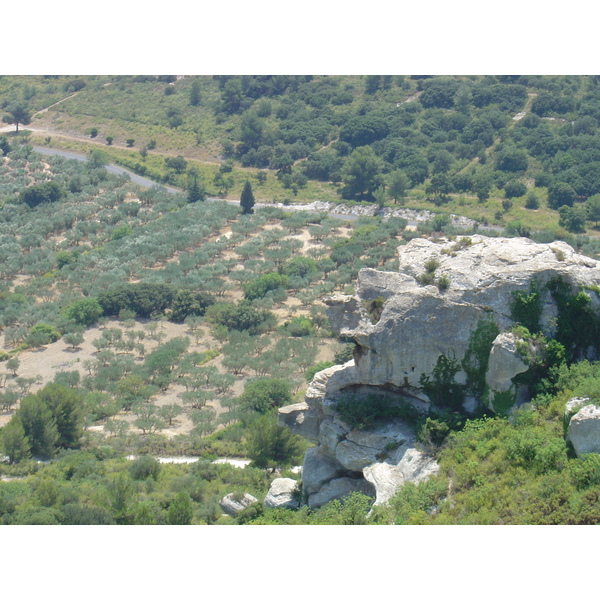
[[456, 92, 538, 175]]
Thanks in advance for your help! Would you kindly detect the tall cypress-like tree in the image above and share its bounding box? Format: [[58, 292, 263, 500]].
[[189, 79, 201, 107], [187, 175, 205, 203], [240, 180, 255, 214]]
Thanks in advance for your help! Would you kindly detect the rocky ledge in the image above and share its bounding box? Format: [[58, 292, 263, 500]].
[[280, 236, 600, 508]]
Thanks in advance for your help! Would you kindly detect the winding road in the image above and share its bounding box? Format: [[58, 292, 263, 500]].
[[31, 146, 495, 229]]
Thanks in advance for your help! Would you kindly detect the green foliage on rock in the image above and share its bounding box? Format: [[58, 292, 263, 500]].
[[510, 280, 543, 333], [420, 352, 465, 410], [461, 318, 500, 398]]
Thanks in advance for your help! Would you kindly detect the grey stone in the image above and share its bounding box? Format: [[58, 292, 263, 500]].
[[302, 446, 345, 496], [308, 477, 375, 509], [335, 420, 413, 471], [485, 332, 529, 412], [264, 478, 300, 509], [363, 447, 440, 506], [219, 492, 258, 517], [280, 236, 600, 507], [277, 402, 321, 444], [567, 404, 600, 456]]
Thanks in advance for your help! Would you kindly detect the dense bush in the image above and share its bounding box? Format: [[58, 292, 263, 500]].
[[238, 378, 292, 413], [97, 283, 176, 318], [243, 273, 289, 301], [20, 181, 64, 208], [206, 301, 276, 335], [61, 297, 103, 326]]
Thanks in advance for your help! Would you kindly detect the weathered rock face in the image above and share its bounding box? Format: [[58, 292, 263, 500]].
[[280, 236, 600, 508], [264, 478, 300, 510], [486, 332, 529, 412], [219, 492, 258, 517], [325, 236, 599, 396], [566, 402, 600, 456]]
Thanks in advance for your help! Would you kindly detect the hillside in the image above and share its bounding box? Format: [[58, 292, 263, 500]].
[[2, 75, 600, 244], [1, 76, 600, 526]]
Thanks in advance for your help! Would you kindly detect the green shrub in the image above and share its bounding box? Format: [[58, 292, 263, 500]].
[[20, 181, 64, 208], [420, 352, 464, 409], [362, 296, 386, 324], [285, 316, 314, 337], [128, 455, 161, 481], [239, 378, 292, 414], [281, 257, 318, 278], [205, 301, 276, 335], [510, 280, 543, 334], [61, 298, 103, 327], [243, 273, 288, 301], [26, 323, 61, 346], [335, 394, 421, 430], [98, 282, 176, 318]]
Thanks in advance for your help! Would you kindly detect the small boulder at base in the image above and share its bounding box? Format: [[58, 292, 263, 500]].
[[264, 478, 300, 509], [219, 492, 258, 517], [566, 403, 600, 456], [308, 476, 375, 509]]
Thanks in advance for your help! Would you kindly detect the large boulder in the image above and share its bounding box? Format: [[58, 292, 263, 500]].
[[302, 446, 347, 496], [335, 419, 413, 471], [566, 403, 600, 456], [485, 332, 529, 412], [264, 478, 300, 509], [363, 447, 440, 506]]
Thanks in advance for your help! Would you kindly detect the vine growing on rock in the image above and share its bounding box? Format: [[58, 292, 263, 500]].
[[461, 318, 499, 399], [510, 280, 543, 334], [546, 276, 600, 362], [419, 351, 464, 410]]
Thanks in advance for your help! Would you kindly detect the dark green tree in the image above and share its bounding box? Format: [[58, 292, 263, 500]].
[[16, 394, 60, 459], [61, 297, 103, 326], [167, 492, 194, 524], [559, 205, 588, 233], [548, 182, 577, 209], [2, 103, 31, 133], [246, 413, 304, 469], [340, 146, 384, 200], [20, 181, 64, 208], [239, 378, 291, 414], [240, 180, 255, 215], [1, 417, 30, 464], [34, 383, 84, 449], [189, 79, 201, 106], [387, 170, 410, 204], [0, 135, 11, 155], [165, 155, 188, 173], [585, 194, 600, 225], [187, 175, 205, 203]]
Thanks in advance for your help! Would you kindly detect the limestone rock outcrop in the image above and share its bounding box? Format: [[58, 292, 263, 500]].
[[219, 492, 258, 517], [485, 332, 529, 411], [264, 478, 301, 509], [280, 236, 600, 508], [324, 236, 599, 397], [566, 401, 600, 456]]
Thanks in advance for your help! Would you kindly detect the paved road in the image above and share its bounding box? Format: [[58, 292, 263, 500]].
[[33, 146, 182, 193], [31, 146, 366, 222], [32, 146, 494, 229]]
